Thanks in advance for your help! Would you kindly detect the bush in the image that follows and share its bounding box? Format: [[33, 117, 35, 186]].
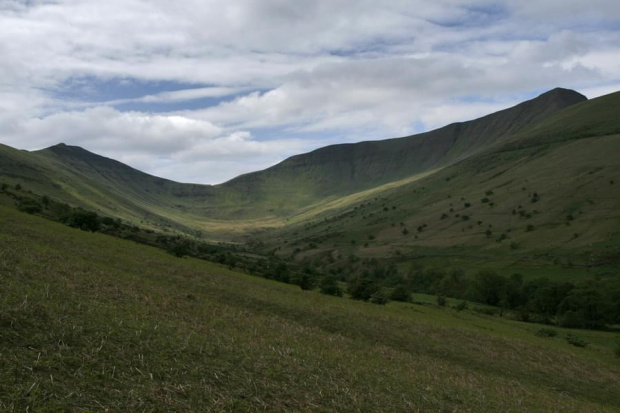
[[348, 277, 379, 301], [370, 290, 389, 305], [17, 198, 43, 214], [319, 276, 343, 297], [436, 295, 447, 307], [565, 334, 588, 348], [390, 285, 411, 302], [614, 342, 620, 358], [454, 301, 468, 312], [298, 273, 315, 291], [535, 328, 558, 338], [66, 209, 100, 232], [168, 242, 191, 258], [473, 307, 498, 316]]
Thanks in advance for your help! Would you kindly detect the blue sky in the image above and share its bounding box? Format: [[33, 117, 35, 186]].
[[1, 0, 619, 184]]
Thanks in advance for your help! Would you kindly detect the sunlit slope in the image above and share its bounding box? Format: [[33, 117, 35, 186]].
[[1, 207, 619, 411], [221, 88, 586, 213], [263, 92, 620, 274]]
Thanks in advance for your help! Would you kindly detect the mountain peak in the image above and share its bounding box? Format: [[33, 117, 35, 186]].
[[532, 87, 587, 106]]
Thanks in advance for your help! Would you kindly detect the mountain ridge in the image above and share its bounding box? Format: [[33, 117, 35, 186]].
[[0, 87, 607, 238]]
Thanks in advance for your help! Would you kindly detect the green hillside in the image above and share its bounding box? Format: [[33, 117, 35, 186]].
[[0, 88, 586, 233], [1, 207, 620, 411], [259, 91, 620, 282]]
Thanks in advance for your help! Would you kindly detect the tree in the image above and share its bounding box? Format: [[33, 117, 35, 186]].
[[298, 273, 314, 290], [169, 242, 191, 258], [436, 295, 447, 307], [66, 209, 100, 232], [17, 198, 43, 214], [390, 285, 411, 302], [469, 270, 505, 306], [370, 289, 389, 305], [528, 280, 574, 322], [557, 287, 610, 329], [320, 276, 343, 297], [348, 276, 379, 301]]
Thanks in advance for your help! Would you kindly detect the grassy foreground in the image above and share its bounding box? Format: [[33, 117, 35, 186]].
[[1, 206, 620, 412]]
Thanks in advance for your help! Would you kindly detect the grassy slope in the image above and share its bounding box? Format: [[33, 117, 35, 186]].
[[0, 88, 585, 233], [1, 206, 620, 412], [261, 92, 620, 280]]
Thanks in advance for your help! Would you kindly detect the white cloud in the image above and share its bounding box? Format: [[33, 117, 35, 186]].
[[0, 106, 318, 184], [0, 0, 619, 183]]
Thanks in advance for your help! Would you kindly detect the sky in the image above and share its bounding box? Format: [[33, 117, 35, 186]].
[[1, 1, 619, 184]]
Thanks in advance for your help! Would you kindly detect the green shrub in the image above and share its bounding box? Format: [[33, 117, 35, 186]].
[[390, 285, 411, 302], [565, 334, 588, 348], [473, 307, 498, 316], [535, 328, 558, 338], [436, 295, 447, 307], [455, 301, 468, 312], [66, 209, 101, 232], [614, 342, 620, 358], [348, 277, 379, 301], [319, 276, 343, 297], [17, 198, 43, 214], [168, 242, 191, 258], [298, 273, 315, 291], [370, 290, 389, 305]]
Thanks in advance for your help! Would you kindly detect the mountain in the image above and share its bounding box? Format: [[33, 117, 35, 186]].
[[258, 89, 620, 280], [0, 88, 587, 231]]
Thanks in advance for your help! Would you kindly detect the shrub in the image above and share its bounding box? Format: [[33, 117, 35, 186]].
[[473, 307, 498, 316], [436, 295, 447, 307], [614, 342, 620, 358], [348, 277, 379, 301], [565, 334, 588, 348], [370, 290, 389, 305], [14, 183, 22, 191], [168, 242, 191, 258], [66, 209, 100, 232], [455, 300, 468, 312], [298, 273, 315, 291], [17, 198, 43, 214], [319, 276, 343, 297], [526, 224, 535, 232], [390, 285, 411, 302], [535, 328, 558, 338]]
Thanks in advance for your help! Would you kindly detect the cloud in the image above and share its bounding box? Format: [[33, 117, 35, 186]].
[[0, 1, 619, 183], [0, 106, 318, 184]]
